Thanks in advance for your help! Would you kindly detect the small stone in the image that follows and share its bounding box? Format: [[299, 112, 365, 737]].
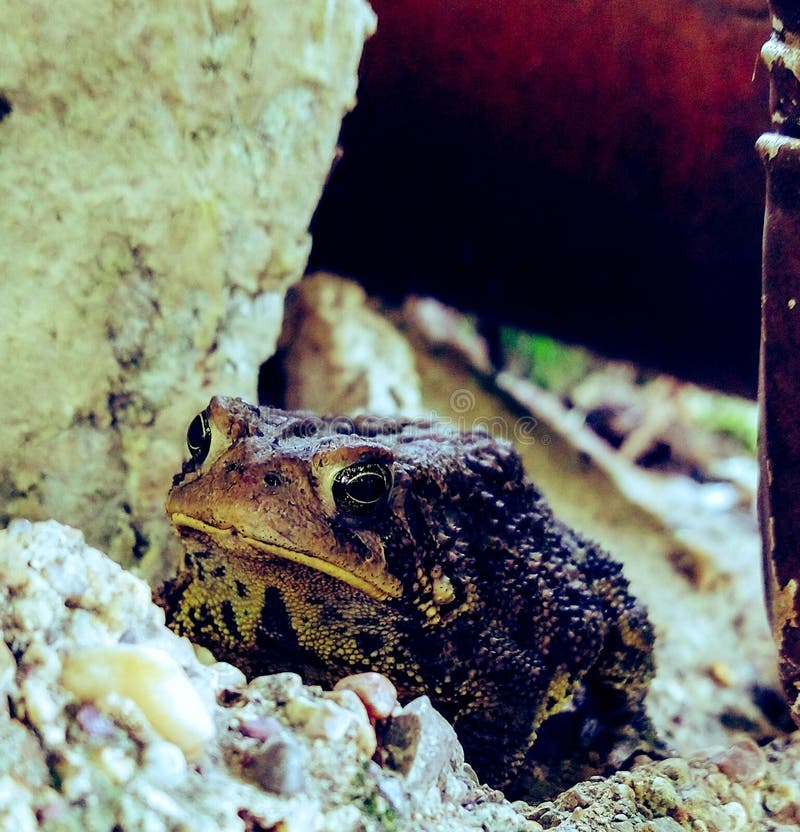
[[207, 661, 247, 692], [285, 695, 373, 755], [711, 805, 738, 831], [247, 672, 304, 702], [20, 678, 61, 741], [721, 802, 749, 831], [642, 819, 683, 832], [75, 704, 117, 739], [333, 672, 398, 721], [141, 740, 189, 787], [612, 782, 636, 801], [0, 641, 16, 696], [61, 644, 215, 758], [238, 715, 284, 742], [97, 746, 136, 784], [246, 736, 308, 795], [658, 758, 690, 784], [557, 785, 593, 811], [272, 801, 323, 832], [378, 696, 462, 791], [324, 688, 377, 756], [611, 821, 634, 832], [707, 661, 734, 688], [763, 780, 798, 814], [709, 739, 766, 785], [648, 776, 679, 810], [323, 804, 362, 832], [706, 771, 731, 800]]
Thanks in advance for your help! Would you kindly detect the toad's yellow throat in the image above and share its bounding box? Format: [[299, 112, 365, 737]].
[[171, 513, 402, 602]]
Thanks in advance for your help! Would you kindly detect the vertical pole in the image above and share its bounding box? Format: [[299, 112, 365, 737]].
[[757, 0, 800, 722]]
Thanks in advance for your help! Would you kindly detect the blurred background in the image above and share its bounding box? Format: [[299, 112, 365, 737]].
[[309, 0, 771, 396]]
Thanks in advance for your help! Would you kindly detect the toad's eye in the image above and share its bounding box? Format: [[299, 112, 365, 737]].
[[186, 411, 212, 464], [332, 462, 393, 516]]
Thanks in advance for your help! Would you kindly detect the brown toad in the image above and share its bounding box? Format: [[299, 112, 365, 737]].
[[158, 396, 655, 795]]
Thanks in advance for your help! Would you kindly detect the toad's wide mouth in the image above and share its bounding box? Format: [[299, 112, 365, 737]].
[[171, 513, 403, 602]]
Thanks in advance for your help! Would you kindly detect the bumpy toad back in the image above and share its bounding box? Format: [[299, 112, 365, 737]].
[[158, 396, 656, 795]]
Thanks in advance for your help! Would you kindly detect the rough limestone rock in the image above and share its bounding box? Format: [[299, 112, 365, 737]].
[[0, 0, 376, 573]]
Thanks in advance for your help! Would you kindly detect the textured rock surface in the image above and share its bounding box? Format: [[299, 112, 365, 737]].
[[0, 0, 375, 572], [268, 272, 424, 416], [0, 519, 540, 832], [4, 518, 800, 829]]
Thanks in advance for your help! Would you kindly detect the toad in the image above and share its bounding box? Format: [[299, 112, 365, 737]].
[[158, 396, 656, 794]]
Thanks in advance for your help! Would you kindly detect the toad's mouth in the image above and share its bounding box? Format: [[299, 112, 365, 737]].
[[171, 513, 402, 602]]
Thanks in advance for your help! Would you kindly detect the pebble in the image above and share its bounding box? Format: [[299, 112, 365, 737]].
[[611, 821, 634, 832], [378, 696, 461, 791], [272, 801, 323, 832], [324, 688, 377, 755], [98, 746, 137, 784], [285, 695, 375, 757], [238, 715, 284, 742], [558, 785, 593, 811], [21, 678, 63, 744], [648, 775, 679, 810], [611, 782, 636, 802], [245, 736, 308, 795], [0, 641, 16, 695], [61, 644, 215, 758], [705, 771, 731, 800], [709, 739, 766, 785], [721, 801, 749, 831], [206, 661, 247, 693], [141, 740, 189, 787], [642, 818, 683, 832], [76, 704, 117, 738], [658, 758, 690, 784], [333, 672, 398, 721], [763, 780, 798, 814], [707, 661, 734, 688]]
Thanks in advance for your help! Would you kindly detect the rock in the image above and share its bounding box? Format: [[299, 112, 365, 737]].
[[641, 819, 683, 832], [377, 695, 463, 792], [0, 0, 376, 574], [709, 739, 767, 785], [0, 518, 541, 831], [242, 736, 308, 796], [333, 671, 399, 721], [284, 690, 375, 755], [62, 644, 216, 758], [267, 272, 423, 416]]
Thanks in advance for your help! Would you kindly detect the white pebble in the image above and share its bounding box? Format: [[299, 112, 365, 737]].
[[98, 746, 137, 784], [0, 641, 16, 695], [324, 688, 377, 756], [61, 644, 215, 758], [141, 740, 189, 787], [286, 694, 376, 755]]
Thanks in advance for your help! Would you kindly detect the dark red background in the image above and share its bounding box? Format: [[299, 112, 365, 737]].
[[309, 0, 771, 394]]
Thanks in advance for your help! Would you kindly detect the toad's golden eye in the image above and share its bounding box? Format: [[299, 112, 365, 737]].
[[332, 462, 393, 516], [186, 411, 212, 464]]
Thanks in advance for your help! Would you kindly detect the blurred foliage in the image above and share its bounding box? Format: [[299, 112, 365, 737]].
[[500, 327, 594, 395], [682, 389, 758, 453], [500, 325, 757, 455]]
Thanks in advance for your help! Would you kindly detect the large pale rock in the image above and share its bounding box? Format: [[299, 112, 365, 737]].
[[0, 0, 376, 571]]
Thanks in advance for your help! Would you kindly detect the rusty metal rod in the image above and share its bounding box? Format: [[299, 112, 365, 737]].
[[757, 0, 800, 721]]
